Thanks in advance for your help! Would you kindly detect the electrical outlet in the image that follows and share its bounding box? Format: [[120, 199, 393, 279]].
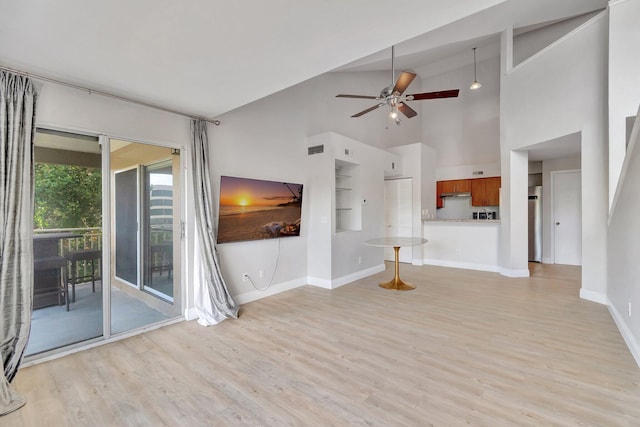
[[259, 270, 264, 279], [629, 302, 632, 317], [358, 256, 362, 265], [242, 273, 249, 282]]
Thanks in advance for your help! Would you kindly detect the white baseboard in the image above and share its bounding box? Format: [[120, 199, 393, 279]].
[[542, 256, 554, 264], [580, 288, 607, 305], [423, 258, 500, 273], [607, 298, 640, 368], [308, 263, 386, 289], [412, 258, 424, 266], [234, 277, 308, 305], [499, 268, 530, 278], [307, 276, 332, 289]]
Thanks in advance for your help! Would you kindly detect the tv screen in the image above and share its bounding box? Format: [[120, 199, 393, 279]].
[[217, 175, 303, 244]]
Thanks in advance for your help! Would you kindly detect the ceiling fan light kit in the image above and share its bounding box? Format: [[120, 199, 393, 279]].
[[336, 46, 460, 125], [470, 47, 482, 90]]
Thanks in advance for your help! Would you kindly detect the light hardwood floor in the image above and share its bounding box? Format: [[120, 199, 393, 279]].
[[4, 263, 640, 426]]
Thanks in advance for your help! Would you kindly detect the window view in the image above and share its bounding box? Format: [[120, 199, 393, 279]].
[[28, 129, 104, 355], [110, 140, 181, 335]]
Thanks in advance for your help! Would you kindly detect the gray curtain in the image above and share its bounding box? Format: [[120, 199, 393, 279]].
[[190, 119, 238, 324], [0, 71, 37, 415]]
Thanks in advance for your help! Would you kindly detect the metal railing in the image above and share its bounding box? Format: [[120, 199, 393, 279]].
[[34, 227, 102, 284]]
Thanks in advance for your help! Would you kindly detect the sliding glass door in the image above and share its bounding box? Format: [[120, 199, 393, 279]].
[[110, 140, 181, 335], [26, 133, 183, 358]]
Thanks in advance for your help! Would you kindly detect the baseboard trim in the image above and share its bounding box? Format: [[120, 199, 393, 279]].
[[234, 277, 308, 305], [542, 257, 554, 264], [499, 268, 530, 278], [423, 258, 500, 273], [309, 263, 386, 289], [580, 288, 607, 305], [607, 298, 640, 368]]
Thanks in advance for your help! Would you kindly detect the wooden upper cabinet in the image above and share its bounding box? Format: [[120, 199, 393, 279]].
[[436, 181, 443, 208], [439, 179, 471, 194], [471, 177, 501, 206]]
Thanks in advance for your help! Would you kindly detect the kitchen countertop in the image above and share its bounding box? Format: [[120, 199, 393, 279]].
[[423, 219, 501, 223]]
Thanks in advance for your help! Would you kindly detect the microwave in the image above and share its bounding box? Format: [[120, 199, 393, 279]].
[[473, 211, 497, 220]]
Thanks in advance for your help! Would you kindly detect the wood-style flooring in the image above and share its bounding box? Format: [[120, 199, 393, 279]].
[[3, 263, 640, 426]]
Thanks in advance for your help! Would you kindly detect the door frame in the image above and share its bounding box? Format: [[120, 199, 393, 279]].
[[384, 177, 413, 264], [550, 169, 581, 265]]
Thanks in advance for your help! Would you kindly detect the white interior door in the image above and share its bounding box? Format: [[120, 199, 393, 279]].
[[552, 170, 581, 265], [384, 178, 413, 263]]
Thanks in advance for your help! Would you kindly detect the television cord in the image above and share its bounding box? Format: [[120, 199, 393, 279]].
[[246, 237, 281, 291]]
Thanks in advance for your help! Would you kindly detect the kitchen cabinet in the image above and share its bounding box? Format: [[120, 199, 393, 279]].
[[439, 179, 471, 194], [471, 177, 501, 206], [436, 181, 443, 208]]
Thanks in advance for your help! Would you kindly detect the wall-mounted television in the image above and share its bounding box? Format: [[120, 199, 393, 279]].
[[217, 175, 303, 244]]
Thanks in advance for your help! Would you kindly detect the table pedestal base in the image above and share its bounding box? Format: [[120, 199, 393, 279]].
[[379, 246, 415, 291], [379, 277, 415, 291]]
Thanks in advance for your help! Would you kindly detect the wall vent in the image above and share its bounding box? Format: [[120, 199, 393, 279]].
[[307, 144, 324, 155], [472, 170, 484, 176]]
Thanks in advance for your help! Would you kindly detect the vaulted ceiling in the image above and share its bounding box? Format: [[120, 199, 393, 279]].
[[0, 0, 607, 120]]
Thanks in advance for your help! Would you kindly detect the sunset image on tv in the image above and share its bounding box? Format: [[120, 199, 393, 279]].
[[217, 176, 303, 244]]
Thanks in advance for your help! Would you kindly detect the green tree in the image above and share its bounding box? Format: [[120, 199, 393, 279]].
[[34, 164, 102, 229]]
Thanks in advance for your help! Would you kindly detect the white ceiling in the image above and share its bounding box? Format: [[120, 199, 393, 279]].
[[0, 0, 607, 120]]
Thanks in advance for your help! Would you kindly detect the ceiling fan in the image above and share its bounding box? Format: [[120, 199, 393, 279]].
[[336, 46, 459, 124]]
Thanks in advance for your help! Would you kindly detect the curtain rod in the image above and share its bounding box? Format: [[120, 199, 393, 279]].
[[0, 64, 221, 126]]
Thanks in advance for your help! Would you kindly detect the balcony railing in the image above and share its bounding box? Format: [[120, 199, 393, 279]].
[[34, 227, 102, 283]]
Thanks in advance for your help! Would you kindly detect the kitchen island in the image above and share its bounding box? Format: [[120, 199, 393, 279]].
[[423, 219, 500, 272]]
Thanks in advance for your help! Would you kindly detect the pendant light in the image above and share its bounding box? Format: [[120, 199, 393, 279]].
[[470, 47, 482, 90]]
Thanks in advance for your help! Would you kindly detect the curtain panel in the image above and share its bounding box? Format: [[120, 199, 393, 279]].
[[190, 119, 238, 325], [0, 71, 37, 415]]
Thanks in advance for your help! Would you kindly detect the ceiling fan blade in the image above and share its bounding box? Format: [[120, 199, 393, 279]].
[[406, 89, 460, 101], [336, 94, 379, 99], [392, 72, 417, 95], [351, 103, 384, 118], [398, 103, 417, 118]]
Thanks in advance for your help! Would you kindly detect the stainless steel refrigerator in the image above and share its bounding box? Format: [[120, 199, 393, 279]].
[[528, 186, 542, 262]]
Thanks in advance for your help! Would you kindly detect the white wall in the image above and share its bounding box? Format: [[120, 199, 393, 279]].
[[212, 72, 423, 296], [436, 162, 500, 181], [607, 110, 640, 367], [418, 56, 501, 168], [500, 12, 609, 292], [607, 0, 640, 367], [609, 0, 640, 208], [513, 11, 602, 66]]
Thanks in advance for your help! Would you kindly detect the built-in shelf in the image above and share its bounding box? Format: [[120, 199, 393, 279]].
[[335, 159, 361, 232]]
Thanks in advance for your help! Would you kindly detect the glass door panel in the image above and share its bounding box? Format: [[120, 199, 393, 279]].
[[110, 140, 181, 335], [27, 128, 103, 356], [114, 167, 139, 286], [143, 160, 174, 301]]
